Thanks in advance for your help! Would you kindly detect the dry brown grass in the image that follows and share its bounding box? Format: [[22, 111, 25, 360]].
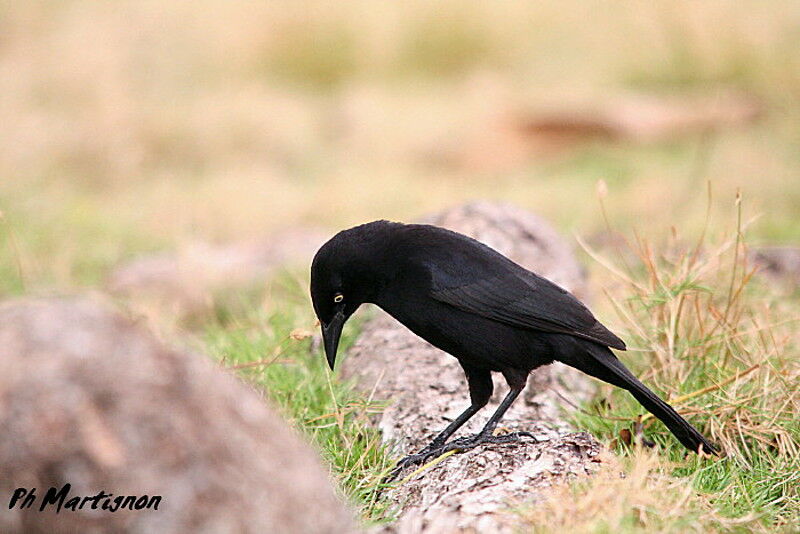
[[519, 449, 782, 533], [593, 192, 798, 455], [559, 192, 800, 531]]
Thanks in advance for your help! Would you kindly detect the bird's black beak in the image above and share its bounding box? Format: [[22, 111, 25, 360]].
[[322, 308, 346, 370]]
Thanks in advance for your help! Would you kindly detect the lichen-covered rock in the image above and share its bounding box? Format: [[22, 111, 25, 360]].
[[391, 433, 602, 534], [341, 202, 604, 532], [0, 296, 357, 534]]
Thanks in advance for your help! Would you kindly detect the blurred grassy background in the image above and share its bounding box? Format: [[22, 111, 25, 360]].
[[2, 0, 800, 296], [2, 1, 799, 531]]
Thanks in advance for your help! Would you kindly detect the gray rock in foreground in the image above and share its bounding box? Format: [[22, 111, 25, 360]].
[[342, 202, 604, 533], [0, 296, 357, 534]]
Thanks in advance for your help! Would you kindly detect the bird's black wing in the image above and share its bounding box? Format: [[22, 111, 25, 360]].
[[427, 249, 626, 350]]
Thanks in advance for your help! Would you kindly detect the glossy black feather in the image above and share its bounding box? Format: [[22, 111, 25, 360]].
[[383, 223, 624, 349], [429, 259, 626, 350]]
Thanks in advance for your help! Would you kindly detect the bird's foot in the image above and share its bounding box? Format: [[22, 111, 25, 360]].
[[385, 431, 539, 482], [442, 430, 538, 453], [384, 442, 446, 482]]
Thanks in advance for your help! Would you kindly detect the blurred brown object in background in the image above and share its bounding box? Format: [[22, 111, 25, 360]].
[[458, 91, 763, 172], [0, 296, 356, 534], [107, 227, 328, 323], [520, 92, 762, 144], [750, 246, 800, 290]]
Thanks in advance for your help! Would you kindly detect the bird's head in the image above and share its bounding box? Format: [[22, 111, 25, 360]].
[[310, 220, 401, 370]]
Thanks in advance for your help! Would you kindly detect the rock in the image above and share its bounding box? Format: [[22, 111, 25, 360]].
[[390, 433, 602, 534], [341, 202, 603, 533], [107, 227, 329, 322], [0, 296, 357, 534]]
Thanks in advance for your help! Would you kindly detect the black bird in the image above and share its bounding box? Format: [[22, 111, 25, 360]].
[[310, 221, 717, 472]]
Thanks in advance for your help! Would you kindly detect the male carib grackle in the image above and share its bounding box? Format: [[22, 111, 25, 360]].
[[310, 221, 717, 473]]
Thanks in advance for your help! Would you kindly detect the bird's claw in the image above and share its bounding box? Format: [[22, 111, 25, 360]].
[[444, 430, 538, 451], [384, 444, 442, 482], [384, 455, 425, 483], [385, 431, 539, 482]]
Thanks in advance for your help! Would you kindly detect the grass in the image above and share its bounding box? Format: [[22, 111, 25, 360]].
[[532, 194, 800, 532], [201, 272, 397, 523], [520, 452, 733, 533]]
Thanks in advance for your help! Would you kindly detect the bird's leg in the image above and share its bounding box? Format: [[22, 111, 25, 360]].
[[386, 366, 492, 479], [443, 383, 537, 452], [389, 404, 482, 475], [386, 382, 538, 481], [423, 404, 482, 452]]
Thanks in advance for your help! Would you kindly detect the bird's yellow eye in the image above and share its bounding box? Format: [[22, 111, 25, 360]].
[[333, 293, 344, 303]]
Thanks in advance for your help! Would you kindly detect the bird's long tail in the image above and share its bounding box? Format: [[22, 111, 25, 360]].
[[564, 341, 717, 455]]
